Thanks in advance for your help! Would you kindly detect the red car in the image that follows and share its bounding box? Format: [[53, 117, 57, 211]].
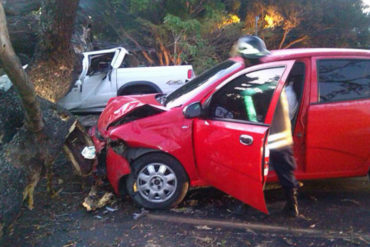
[[90, 48, 370, 213]]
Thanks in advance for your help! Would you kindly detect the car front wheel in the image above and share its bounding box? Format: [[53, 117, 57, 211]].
[[126, 153, 189, 209]]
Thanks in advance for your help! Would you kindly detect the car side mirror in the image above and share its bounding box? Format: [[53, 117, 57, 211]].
[[183, 102, 202, 119]]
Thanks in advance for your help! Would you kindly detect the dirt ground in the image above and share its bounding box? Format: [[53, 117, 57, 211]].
[[2, 155, 370, 247]]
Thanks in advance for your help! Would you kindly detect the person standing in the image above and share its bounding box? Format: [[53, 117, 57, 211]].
[[268, 90, 299, 217], [232, 35, 300, 217]]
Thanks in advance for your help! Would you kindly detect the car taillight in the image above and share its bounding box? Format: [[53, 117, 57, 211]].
[[187, 69, 193, 79]]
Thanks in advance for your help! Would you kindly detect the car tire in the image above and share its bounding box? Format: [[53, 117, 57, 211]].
[[126, 153, 189, 209]]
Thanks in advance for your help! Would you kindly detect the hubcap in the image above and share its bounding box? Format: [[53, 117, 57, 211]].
[[136, 163, 177, 203]]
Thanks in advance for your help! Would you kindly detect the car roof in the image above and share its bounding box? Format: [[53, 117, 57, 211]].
[[261, 48, 370, 63]]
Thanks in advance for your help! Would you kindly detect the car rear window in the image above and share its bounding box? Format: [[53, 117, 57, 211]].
[[317, 59, 370, 103]]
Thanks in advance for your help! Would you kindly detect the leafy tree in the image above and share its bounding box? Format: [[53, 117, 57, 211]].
[[300, 0, 370, 48], [13, 0, 367, 74], [242, 0, 370, 50]]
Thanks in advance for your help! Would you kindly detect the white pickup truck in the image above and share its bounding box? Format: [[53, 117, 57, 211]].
[[58, 47, 194, 112]]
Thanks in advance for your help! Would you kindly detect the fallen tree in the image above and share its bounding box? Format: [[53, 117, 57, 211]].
[[0, 2, 93, 240], [28, 0, 82, 102]]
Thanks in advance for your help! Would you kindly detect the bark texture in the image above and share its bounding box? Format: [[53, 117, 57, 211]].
[[0, 2, 93, 239], [2, 0, 93, 65], [28, 0, 81, 102], [0, 88, 81, 239], [0, 3, 43, 133]]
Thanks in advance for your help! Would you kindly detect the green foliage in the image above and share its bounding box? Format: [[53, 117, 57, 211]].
[[84, 0, 370, 72], [163, 14, 200, 34], [127, 0, 152, 13]]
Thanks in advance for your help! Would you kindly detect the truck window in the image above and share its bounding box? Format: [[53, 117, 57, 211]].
[[317, 59, 370, 102], [87, 53, 115, 76]]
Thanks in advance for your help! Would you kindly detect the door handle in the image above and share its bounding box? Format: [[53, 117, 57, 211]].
[[240, 134, 253, 145]]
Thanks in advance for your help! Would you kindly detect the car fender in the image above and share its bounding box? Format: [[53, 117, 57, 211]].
[[108, 108, 201, 184], [124, 147, 159, 162], [106, 147, 131, 194], [117, 81, 162, 95]]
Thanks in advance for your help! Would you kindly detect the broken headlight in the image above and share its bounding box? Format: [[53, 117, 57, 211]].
[[95, 129, 105, 141], [108, 139, 127, 155]]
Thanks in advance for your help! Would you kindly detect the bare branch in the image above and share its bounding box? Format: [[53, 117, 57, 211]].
[[283, 35, 308, 49], [117, 28, 155, 65], [0, 3, 44, 133], [279, 29, 290, 49]]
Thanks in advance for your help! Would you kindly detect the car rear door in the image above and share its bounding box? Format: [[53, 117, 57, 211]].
[[193, 61, 295, 213], [305, 56, 370, 177]]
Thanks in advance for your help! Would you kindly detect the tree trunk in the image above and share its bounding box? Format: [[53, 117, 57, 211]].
[[0, 2, 43, 134], [0, 2, 93, 240], [0, 88, 93, 240], [28, 0, 81, 102]]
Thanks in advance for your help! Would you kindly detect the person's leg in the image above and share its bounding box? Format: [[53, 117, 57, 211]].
[[270, 146, 299, 217]]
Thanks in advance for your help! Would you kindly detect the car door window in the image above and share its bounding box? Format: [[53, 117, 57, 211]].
[[208, 67, 285, 123], [284, 62, 306, 129], [317, 59, 370, 102]]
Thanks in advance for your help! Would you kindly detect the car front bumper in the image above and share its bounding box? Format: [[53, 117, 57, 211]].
[[89, 126, 131, 194]]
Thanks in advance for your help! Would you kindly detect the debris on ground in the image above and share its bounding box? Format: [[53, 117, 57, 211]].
[[194, 236, 213, 245], [94, 215, 103, 220], [170, 207, 194, 214], [195, 225, 212, 230], [281, 237, 294, 246], [82, 185, 114, 211], [105, 206, 118, 212], [132, 208, 148, 220], [309, 224, 316, 228]]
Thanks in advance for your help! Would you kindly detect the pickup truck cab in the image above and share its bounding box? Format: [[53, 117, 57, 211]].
[[90, 48, 370, 213], [58, 47, 194, 112]]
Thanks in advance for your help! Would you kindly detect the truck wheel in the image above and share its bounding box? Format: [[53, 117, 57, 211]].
[[117, 85, 158, 96], [126, 153, 189, 209]]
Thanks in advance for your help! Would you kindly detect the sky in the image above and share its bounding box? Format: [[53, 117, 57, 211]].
[[363, 0, 370, 13]]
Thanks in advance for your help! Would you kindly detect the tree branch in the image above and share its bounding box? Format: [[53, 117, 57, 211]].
[[0, 3, 44, 133], [283, 35, 308, 49], [117, 28, 155, 65], [279, 29, 290, 49]]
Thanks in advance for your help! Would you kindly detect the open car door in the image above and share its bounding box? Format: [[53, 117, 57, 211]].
[[193, 60, 295, 213]]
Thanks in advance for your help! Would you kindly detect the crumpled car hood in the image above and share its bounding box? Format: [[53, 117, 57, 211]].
[[98, 94, 166, 132]]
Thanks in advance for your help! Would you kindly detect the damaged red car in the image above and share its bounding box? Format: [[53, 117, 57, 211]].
[[90, 48, 370, 213]]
